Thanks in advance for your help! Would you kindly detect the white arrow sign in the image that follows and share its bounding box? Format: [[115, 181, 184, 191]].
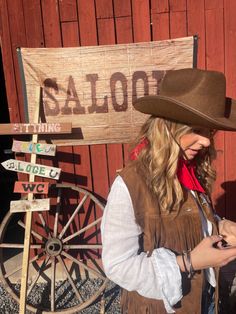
[[10, 198, 50, 213], [1, 159, 61, 180]]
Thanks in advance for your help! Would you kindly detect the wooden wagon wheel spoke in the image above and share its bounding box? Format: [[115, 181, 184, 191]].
[[53, 188, 62, 238], [64, 244, 102, 249], [38, 212, 52, 238], [18, 220, 45, 241], [57, 255, 83, 303], [4, 252, 46, 279], [58, 193, 88, 240], [51, 256, 56, 312], [0, 243, 42, 249], [27, 256, 51, 297], [62, 217, 102, 243], [61, 251, 106, 280], [83, 251, 105, 276]]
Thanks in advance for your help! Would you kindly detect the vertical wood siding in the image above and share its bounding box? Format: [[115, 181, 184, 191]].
[[1, 0, 236, 219]]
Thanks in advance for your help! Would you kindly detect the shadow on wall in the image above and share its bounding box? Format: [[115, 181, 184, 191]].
[[214, 180, 236, 314], [0, 49, 17, 222], [214, 181, 236, 221]]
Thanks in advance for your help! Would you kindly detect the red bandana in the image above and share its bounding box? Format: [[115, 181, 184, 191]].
[[129, 138, 149, 161], [177, 158, 205, 193], [129, 139, 205, 193]]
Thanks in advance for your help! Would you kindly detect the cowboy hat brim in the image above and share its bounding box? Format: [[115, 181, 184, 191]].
[[133, 95, 236, 131]]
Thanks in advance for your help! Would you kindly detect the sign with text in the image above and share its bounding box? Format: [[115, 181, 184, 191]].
[[0, 123, 71, 135], [12, 140, 56, 156], [20, 36, 194, 145], [14, 181, 49, 194], [10, 198, 50, 213], [1, 159, 61, 180]]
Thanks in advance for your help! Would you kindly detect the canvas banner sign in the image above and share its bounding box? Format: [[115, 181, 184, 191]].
[[19, 36, 195, 145]]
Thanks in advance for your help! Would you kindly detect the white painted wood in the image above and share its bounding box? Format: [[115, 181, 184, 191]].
[[12, 140, 56, 156], [1, 159, 61, 180], [10, 198, 50, 213]]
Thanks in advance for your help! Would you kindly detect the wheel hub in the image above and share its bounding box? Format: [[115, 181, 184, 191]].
[[45, 238, 63, 256]]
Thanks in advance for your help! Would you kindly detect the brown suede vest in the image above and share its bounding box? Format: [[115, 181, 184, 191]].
[[119, 162, 218, 314]]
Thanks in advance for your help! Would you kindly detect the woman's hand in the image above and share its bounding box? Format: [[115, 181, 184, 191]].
[[218, 219, 236, 246], [176, 235, 236, 272]]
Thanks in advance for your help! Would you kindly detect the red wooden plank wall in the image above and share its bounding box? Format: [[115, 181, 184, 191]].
[[1, 0, 236, 219]]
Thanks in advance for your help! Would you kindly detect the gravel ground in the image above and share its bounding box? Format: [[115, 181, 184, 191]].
[[0, 280, 121, 314]]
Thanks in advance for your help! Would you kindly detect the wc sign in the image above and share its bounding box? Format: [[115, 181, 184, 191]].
[[14, 181, 49, 194], [19, 36, 194, 145]]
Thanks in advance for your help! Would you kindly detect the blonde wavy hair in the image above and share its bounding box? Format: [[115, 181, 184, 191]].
[[131, 116, 216, 213]]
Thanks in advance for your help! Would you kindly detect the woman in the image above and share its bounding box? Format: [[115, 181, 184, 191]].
[[101, 68, 236, 313]]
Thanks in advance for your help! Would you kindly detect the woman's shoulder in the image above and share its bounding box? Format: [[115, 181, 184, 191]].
[[118, 161, 144, 178]]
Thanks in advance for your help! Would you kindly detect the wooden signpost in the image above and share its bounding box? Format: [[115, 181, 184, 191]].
[[0, 87, 71, 314], [12, 140, 56, 156]]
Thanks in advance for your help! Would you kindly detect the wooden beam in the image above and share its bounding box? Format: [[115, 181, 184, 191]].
[[19, 87, 40, 314]]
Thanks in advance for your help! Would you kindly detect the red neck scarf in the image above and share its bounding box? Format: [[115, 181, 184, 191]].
[[129, 139, 205, 193], [177, 158, 205, 193]]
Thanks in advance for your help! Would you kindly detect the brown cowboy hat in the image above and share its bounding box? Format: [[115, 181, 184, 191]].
[[133, 68, 236, 130]]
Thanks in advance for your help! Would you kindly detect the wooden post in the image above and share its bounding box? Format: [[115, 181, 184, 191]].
[[19, 87, 41, 314]]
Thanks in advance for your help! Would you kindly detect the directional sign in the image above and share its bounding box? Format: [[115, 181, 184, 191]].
[[12, 140, 56, 156], [1, 159, 61, 180], [14, 181, 49, 194], [0, 122, 72, 135], [10, 198, 50, 213]]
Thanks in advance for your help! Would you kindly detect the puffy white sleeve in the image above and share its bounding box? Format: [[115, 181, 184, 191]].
[[101, 176, 183, 313]]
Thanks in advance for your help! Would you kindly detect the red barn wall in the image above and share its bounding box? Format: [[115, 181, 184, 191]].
[[0, 0, 236, 219]]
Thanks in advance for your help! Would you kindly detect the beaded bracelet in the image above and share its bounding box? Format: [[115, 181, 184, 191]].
[[182, 249, 195, 279], [182, 251, 188, 273]]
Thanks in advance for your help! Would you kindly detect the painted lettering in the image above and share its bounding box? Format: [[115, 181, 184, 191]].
[[36, 143, 43, 153], [61, 75, 85, 114], [132, 71, 149, 103], [8, 161, 16, 170], [22, 183, 35, 192], [14, 181, 49, 194], [37, 184, 45, 193], [24, 124, 30, 132], [86, 74, 108, 113], [39, 167, 46, 175], [18, 162, 24, 171], [110, 72, 128, 112], [37, 124, 44, 133], [49, 169, 59, 179], [2, 160, 61, 180], [32, 166, 39, 174], [12, 140, 56, 156], [43, 78, 60, 116], [152, 70, 165, 94], [42, 71, 165, 116], [26, 164, 32, 172]]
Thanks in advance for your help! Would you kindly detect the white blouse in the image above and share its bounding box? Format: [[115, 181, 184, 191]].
[[101, 176, 215, 313], [101, 176, 182, 313]]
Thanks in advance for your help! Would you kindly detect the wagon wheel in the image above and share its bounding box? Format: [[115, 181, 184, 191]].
[[0, 184, 109, 313]]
